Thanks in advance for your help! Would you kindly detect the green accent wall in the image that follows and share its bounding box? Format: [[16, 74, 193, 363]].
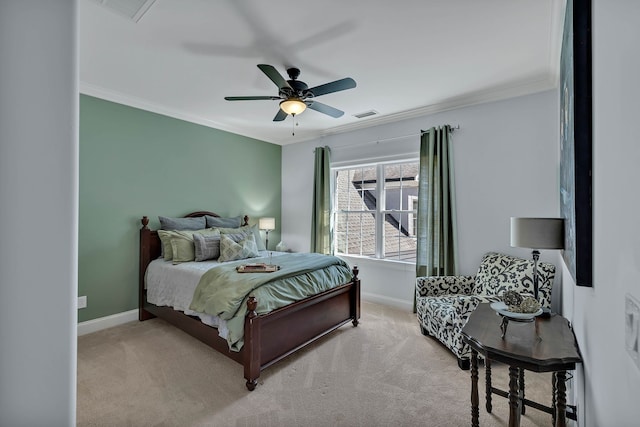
[[78, 95, 281, 322]]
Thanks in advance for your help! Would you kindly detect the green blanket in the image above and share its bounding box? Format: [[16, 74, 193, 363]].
[[189, 253, 353, 351]]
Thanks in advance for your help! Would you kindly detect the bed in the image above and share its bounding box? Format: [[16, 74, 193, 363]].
[[138, 211, 361, 390]]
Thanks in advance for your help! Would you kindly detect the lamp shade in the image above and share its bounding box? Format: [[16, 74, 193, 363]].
[[259, 217, 275, 231], [510, 217, 564, 249], [279, 99, 306, 115]]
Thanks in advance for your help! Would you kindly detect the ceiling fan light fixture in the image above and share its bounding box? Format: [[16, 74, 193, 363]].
[[280, 98, 307, 116]]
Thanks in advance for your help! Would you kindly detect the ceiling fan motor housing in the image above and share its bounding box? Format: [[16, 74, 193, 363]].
[[284, 67, 310, 97], [288, 80, 308, 92]]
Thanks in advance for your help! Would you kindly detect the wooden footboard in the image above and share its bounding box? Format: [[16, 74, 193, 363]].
[[138, 212, 361, 390]]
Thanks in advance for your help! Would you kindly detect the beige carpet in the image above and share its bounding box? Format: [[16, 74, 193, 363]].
[[77, 301, 555, 426]]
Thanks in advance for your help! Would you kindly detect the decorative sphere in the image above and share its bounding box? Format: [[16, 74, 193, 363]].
[[519, 297, 542, 313], [502, 290, 523, 309]]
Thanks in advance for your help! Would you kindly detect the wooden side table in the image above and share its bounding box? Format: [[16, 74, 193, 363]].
[[461, 303, 582, 427]]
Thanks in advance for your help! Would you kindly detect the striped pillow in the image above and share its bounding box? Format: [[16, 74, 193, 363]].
[[193, 233, 221, 262]]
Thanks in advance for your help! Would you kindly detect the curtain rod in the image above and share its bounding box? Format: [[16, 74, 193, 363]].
[[328, 124, 460, 151]]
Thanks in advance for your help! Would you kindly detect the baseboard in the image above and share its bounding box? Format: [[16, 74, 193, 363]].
[[361, 292, 413, 311], [77, 294, 411, 336], [77, 309, 138, 336]]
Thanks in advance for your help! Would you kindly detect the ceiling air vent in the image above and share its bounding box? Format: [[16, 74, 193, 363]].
[[89, 0, 156, 23], [353, 110, 378, 119]]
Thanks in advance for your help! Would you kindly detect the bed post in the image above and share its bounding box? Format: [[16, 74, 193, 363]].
[[243, 296, 261, 391], [139, 216, 156, 321], [351, 266, 361, 327]]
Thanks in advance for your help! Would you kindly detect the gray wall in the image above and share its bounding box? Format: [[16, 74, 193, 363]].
[[282, 90, 560, 310], [561, 1, 640, 425], [0, 1, 77, 425]]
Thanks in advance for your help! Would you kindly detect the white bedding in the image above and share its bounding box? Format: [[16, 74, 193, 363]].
[[145, 251, 286, 339]]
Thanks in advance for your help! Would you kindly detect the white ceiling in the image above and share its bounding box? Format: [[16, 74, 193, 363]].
[[80, 0, 564, 145]]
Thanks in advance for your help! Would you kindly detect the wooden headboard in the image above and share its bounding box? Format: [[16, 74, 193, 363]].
[[138, 211, 249, 317]]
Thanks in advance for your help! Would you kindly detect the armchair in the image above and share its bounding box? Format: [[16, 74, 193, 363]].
[[415, 252, 555, 369]]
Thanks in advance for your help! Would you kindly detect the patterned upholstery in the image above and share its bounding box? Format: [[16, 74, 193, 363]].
[[415, 252, 555, 368]]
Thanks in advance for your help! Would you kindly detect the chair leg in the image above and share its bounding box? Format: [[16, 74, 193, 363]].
[[420, 325, 429, 336], [458, 357, 470, 370]]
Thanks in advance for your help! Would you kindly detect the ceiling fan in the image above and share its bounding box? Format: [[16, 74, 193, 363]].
[[224, 64, 356, 121]]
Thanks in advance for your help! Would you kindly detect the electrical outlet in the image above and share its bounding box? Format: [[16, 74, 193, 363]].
[[625, 294, 640, 370], [78, 295, 87, 310]]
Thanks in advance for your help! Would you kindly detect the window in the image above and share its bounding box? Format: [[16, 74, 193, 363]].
[[333, 160, 419, 262]]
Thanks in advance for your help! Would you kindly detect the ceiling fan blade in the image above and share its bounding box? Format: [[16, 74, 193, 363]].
[[307, 77, 356, 97], [224, 96, 281, 101], [257, 64, 291, 89], [273, 109, 288, 122], [306, 101, 344, 118]]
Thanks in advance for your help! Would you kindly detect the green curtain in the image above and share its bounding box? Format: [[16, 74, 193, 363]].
[[311, 146, 332, 254], [415, 126, 459, 310]]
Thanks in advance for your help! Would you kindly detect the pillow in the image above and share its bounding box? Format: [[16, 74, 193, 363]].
[[217, 224, 266, 251], [159, 216, 206, 231], [223, 232, 249, 243], [193, 233, 221, 262], [474, 252, 536, 296], [247, 223, 266, 251], [158, 228, 220, 262], [170, 235, 197, 264], [218, 233, 260, 262], [157, 230, 191, 261], [205, 215, 243, 229]]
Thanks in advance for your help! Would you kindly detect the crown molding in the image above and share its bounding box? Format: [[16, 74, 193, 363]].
[[81, 74, 556, 146], [79, 81, 268, 141], [321, 76, 557, 138]]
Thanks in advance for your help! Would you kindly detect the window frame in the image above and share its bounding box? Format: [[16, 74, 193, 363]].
[[332, 158, 419, 264]]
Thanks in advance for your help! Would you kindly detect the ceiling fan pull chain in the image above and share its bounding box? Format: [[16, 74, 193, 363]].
[[292, 114, 295, 135]]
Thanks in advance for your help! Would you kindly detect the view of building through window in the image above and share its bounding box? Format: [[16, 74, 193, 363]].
[[333, 160, 419, 262]]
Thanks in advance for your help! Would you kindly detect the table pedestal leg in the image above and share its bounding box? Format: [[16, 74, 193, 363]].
[[508, 365, 521, 427], [485, 358, 492, 413], [552, 372, 557, 427], [555, 371, 567, 427], [471, 350, 479, 427], [519, 368, 526, 415]]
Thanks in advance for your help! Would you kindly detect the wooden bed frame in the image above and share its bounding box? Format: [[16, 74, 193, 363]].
[[138, 211, 361, 390]]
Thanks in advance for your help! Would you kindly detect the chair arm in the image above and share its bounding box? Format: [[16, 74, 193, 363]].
[[416, 275, 475, 298], [452, 295, 503, 322]]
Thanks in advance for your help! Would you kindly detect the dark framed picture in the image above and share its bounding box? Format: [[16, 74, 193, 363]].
[[559, 0, 592, 287]]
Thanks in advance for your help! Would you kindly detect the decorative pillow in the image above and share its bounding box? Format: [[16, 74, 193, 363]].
[[205, 215, 243, 229], [170, 235, 197, 264], [193, 233, 221, 262], [157, 230, 191, 261], [158, 228, 219, 262], [159, 216, 206, 231], [474, 252, 535, 296], [218, 233, 260, 262], [217, 224, 266, 251], [223, 232, 249, 243]]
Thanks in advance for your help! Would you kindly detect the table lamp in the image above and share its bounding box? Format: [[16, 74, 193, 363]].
[[510, 217, 564, 315], [259, 217, 275, 250]]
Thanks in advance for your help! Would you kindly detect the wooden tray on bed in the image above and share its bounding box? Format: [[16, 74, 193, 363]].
[[236, 263, 280, 273], [138, 211, 360, 390]]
